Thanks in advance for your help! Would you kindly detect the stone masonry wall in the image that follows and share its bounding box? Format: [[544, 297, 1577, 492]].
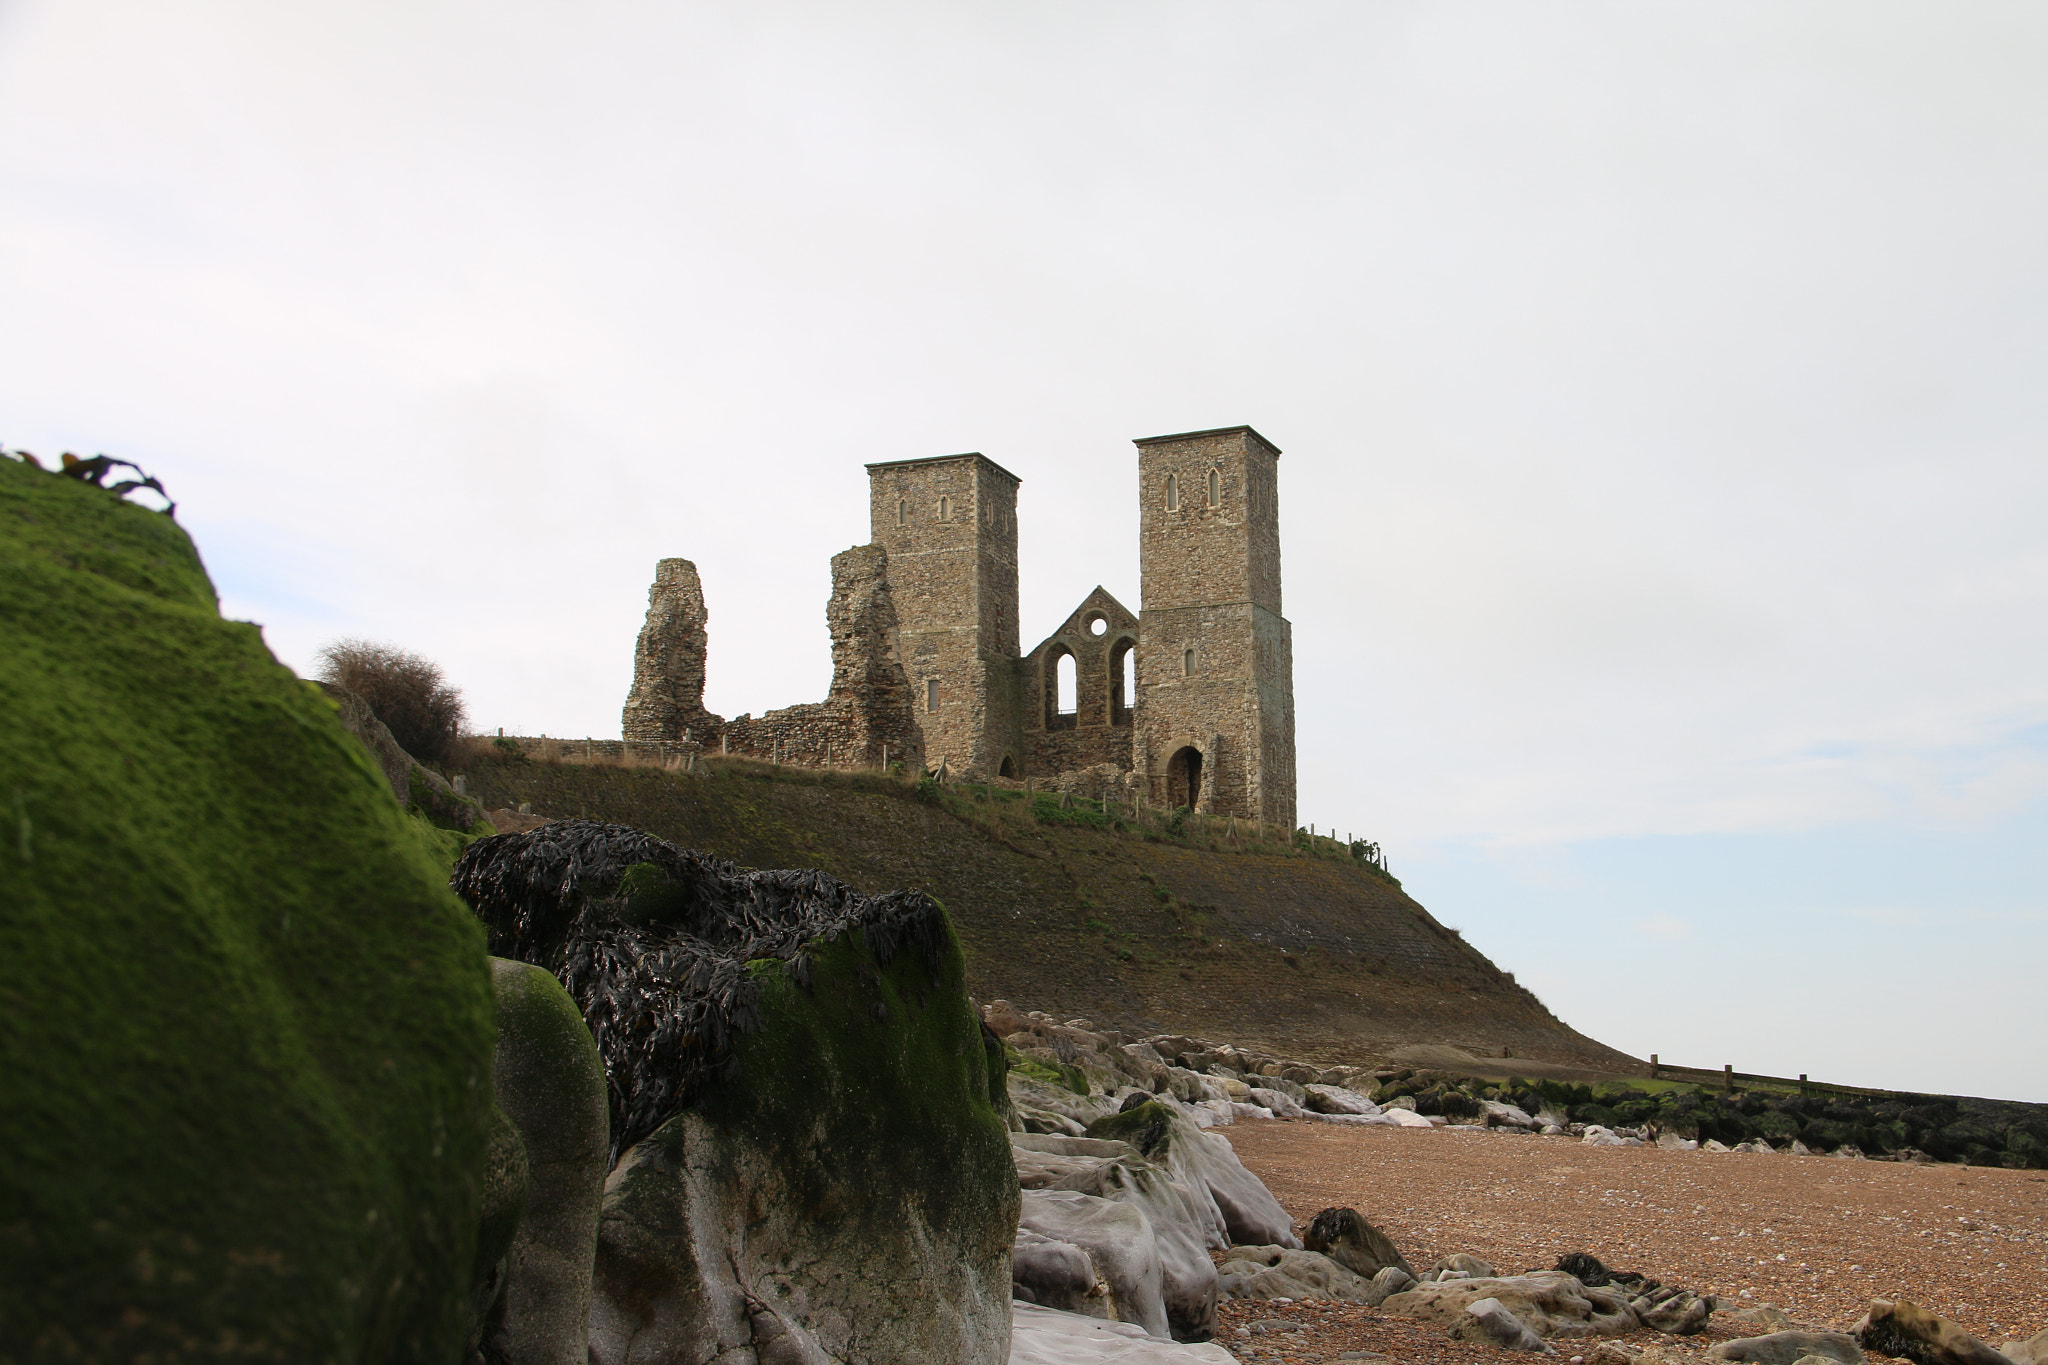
[[1020, 586, 1138, 779], [1132, 426, 1296, 828], [721, 544, 923, 770], [620, 558, 725, 744], [865, 454, 1021, 778]]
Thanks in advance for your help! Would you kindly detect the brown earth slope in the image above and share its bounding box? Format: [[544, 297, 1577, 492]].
[[459, 752, 1640, 1073]]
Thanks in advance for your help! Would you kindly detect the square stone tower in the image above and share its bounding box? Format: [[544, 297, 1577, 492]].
[[1133, 425, 1296, 827], [865, 453, 1024, 776]]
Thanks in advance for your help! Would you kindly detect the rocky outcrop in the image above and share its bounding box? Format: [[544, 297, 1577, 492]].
[[1714, 1331, 1865, 1365], [1855, 1299, 2016, 1365], [0, 454, 501, 1359], [1009, 1302, 1238, 1364], [453, 820, 1017, 1365], [1304, 1206, 1415, 1280], [1216, 1245, 1383, 1303], [1383, 1271, 1640, 1340], [483, 959, 609, 1365]]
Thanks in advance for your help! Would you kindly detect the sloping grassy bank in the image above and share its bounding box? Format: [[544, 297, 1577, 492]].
[[455, 750, 1641, 1073]]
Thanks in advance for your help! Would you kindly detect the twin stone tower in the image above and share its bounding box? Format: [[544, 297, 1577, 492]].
[[621, 425, 1297, 828]]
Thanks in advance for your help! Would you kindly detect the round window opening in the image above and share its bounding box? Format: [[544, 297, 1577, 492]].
[[1086, 615, 1108, 637]]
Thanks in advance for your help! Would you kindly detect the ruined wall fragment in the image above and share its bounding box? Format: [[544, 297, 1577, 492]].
[[620, 558, 724, 744]]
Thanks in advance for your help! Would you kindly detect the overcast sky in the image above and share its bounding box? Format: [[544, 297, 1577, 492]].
[[5, 1, 2043, 1100]]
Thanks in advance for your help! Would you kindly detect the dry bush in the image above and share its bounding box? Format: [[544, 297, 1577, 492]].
[[316, 637, 466, 765]]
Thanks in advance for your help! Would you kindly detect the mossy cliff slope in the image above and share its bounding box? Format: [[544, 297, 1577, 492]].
[[463, 755, 1638, 1073], [0, 459, 498, 1361]]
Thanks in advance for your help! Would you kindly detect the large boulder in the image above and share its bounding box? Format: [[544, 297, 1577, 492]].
[[1384, 1272, 1639, 1340], [1217, 1246, 1380, 1303], [483, 959, 609, 1364], [1855, 1299, 2015, 1365], [452, 822, 1018, 1365], [0, 457, 501, 1357], [1713, 1331, 1864, 1365], [1013, 1138, 1219, 1340], [1010, 1302, 1239, 1364], [1304, 1206, 1415, 1279], [1086, 1102, 1300, 1249], [1018, 1190, 1172, 1339]]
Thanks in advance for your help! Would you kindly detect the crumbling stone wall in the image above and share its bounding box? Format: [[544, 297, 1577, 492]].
[[616, 427, 1296, 824], [1020, 587, 1137, 779], [721, 545, 923, 770], [620, 559, 725, 745]]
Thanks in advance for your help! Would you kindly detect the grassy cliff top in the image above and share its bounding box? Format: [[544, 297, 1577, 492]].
[[458, 748, 1640, 1074]]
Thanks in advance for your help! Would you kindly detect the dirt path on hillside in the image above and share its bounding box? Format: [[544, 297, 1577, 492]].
[[1209, 1119, 2047, 1365]]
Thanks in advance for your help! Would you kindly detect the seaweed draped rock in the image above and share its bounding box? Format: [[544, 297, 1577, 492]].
[[450, 821, 1020, 1365], [0, 455, 501, 1359]]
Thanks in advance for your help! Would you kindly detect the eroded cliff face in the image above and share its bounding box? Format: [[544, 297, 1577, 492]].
[[459, 757, 1642, 1075]]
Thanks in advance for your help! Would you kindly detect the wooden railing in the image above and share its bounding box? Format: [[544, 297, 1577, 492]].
[[1646, 1055, 1900, 1099]]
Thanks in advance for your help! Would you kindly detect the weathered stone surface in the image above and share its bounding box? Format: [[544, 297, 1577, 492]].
[[1012, 1142, 1219, 1341], [723, 544, 924, 771], [1217, 1245, 1379, 1303], [1713, 1331, 1864, 1365], [1305, 1207, 1415, 1280], [577, 903, 1016, 1364], [485, 959, 608, 1365], [1384, 1272, 1639, 1340], [1013, 1228, 1102, 1315], [2001, 1329, 2048, 1365], [1304, 1084, 1381, 1116], [1436, 1252, 1499, 1279], [1248, 1086, 1306, 1118], [620, 558, 724, 744], [1086, 1102, 1300, 1250], [1019, 1189, 1173, 1339], [1459, 1296, 1556, 1353], [1855, 1299, 2014, 1365], [0, 456, 500, 1361], [1010, 1301, 1239, 1364]]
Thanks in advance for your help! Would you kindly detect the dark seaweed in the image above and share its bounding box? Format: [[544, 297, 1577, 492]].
[[451, 819, 947, 1161]]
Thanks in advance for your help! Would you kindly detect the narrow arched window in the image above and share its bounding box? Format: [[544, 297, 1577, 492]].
[[926, 678, 941, 712], [896, 499, 907, 526], [1165, 474, 1179, 511], [1183, 648, 1195, 677], [1207, 469, 1220, 507], [938, 495, 951, 521]]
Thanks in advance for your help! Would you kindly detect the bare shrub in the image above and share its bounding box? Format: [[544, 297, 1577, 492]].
[[316, 638, 465, 765]]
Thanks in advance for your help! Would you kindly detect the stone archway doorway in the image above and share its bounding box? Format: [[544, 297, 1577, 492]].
[[1166, 746, 1202, 812], [999, 755, 1017, 778]]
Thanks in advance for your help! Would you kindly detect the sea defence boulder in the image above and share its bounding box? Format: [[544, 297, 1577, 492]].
[[0, 455, 501, 1356], [451, 821, 1018, 1365]]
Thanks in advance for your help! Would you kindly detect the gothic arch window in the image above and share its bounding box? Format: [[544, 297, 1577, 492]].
[[938, 495, 951, 521], [1183, 648, 1195, 677], [896, 499, 907, 526], [1044, 646, 1077, 730], [1110, 637, 1135, 725], [1165, 474, 1179, 511], [1207, 469, 1220, 507]]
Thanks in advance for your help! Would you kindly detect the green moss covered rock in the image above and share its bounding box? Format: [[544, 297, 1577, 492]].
[[0, 458, 498, 1359], [588, 925, 1018, 1364]]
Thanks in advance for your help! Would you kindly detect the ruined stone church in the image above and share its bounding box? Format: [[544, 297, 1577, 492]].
[[621, 425, 1296, 827]]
